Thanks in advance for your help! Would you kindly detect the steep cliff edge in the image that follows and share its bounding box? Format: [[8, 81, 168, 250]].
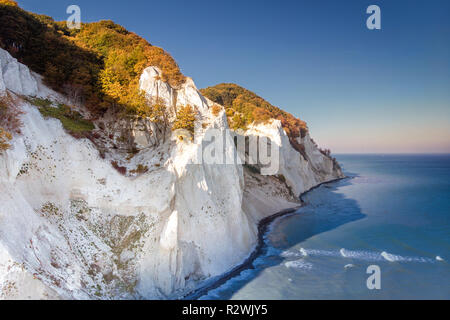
[[0, 44, 342, 299]]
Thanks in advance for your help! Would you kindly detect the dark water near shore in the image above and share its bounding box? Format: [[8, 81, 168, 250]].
[[201, 154, 450, 300]]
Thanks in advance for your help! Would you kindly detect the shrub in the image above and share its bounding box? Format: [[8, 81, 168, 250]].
[[0, 93, 22, 153], [172, 105, 196, 136], [0, 127, 12, 152], [211, 105, 222, 117], [135, 97, 171, 142], [230, 113, 246, 131], [252, 107, 272, 124], [319, 148, 331, 157], [0, 94, 23, 134], [111, 161, 127, 175], [290, 138, 308, 160], [130, 164, 148, 175]]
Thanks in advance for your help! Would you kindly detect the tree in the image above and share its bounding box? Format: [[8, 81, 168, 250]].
[[201, 83, 309, 152], [0, 0, 18, 7], [150, 101, 170, 140], [252, 107, 271, 124], [133, 96, 171, 144], [63, 83, 84, 106], [0, 5, 186, 117], [146, 98, 170, 143], [172, 105, 196, 136]]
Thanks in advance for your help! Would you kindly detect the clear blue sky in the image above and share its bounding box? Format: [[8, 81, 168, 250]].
[[17, 0, 450, 153]]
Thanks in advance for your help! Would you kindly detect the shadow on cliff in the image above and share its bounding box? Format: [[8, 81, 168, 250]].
[[187, 175, 366, 300]]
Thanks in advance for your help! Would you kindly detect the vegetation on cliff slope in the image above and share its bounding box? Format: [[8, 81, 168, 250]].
[[0, 0, 17, 7], [200, 83, 308, 153], [0, 1, 318, 157], [0, 1, 185, 116], [172, 105, 196, 137], [38, 104, 95, 134], [0, 127, 12, 152], [0, 93, 22, 152]]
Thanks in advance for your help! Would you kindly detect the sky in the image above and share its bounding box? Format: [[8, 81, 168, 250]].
[[16, 0, 450, 153]]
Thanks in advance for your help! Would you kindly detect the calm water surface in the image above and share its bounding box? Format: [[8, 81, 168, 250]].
[[201, 154, 450, 300]]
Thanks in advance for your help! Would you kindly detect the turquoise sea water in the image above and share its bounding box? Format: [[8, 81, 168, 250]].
[[201, 154, 450, 300]]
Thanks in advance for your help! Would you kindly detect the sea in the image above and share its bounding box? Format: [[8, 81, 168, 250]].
[[200, 154, 450, 300]]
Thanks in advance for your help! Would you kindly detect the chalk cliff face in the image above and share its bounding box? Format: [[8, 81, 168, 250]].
[[0, 48, 38, 96], [245, 121, 340, 198], [0, 48, 343, 299]]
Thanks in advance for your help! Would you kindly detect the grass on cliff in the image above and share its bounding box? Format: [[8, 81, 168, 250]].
[[38, 103, 95, 133], [25, 96, 52, 108]]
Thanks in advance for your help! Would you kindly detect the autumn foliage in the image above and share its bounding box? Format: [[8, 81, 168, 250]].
[[0, 93, 22, 153], [200, 84, 308, 149], [172, 105, 196, 136], [211, 105, 223, 117], [0, 0, 17, 7], [0, 4, 185, 116], [0, 127, 12, 152], [0, 94, 22, 133], [70, 20, 185, 113]]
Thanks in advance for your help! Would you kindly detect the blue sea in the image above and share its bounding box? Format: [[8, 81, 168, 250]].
[[201, 154, 450, 300]]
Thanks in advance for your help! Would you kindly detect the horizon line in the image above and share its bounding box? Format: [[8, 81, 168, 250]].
[[332, 152, 450, 155]]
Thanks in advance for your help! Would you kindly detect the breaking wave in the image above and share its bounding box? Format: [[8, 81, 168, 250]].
[[284, 259, 313, 270], [280, 247, 438, 264]]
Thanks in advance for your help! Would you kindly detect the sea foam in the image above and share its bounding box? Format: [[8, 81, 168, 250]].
[[280, 248, 435, 264], [284, 259, 313, 270]]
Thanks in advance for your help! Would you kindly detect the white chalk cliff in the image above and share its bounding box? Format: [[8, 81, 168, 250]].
[[0, 48, 343, 299]]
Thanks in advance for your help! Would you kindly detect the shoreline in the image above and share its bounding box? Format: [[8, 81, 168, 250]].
[[182, 176, 347, 300]]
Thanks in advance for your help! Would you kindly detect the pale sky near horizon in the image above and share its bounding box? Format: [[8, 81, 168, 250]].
[[17, 0, 450, 154]]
